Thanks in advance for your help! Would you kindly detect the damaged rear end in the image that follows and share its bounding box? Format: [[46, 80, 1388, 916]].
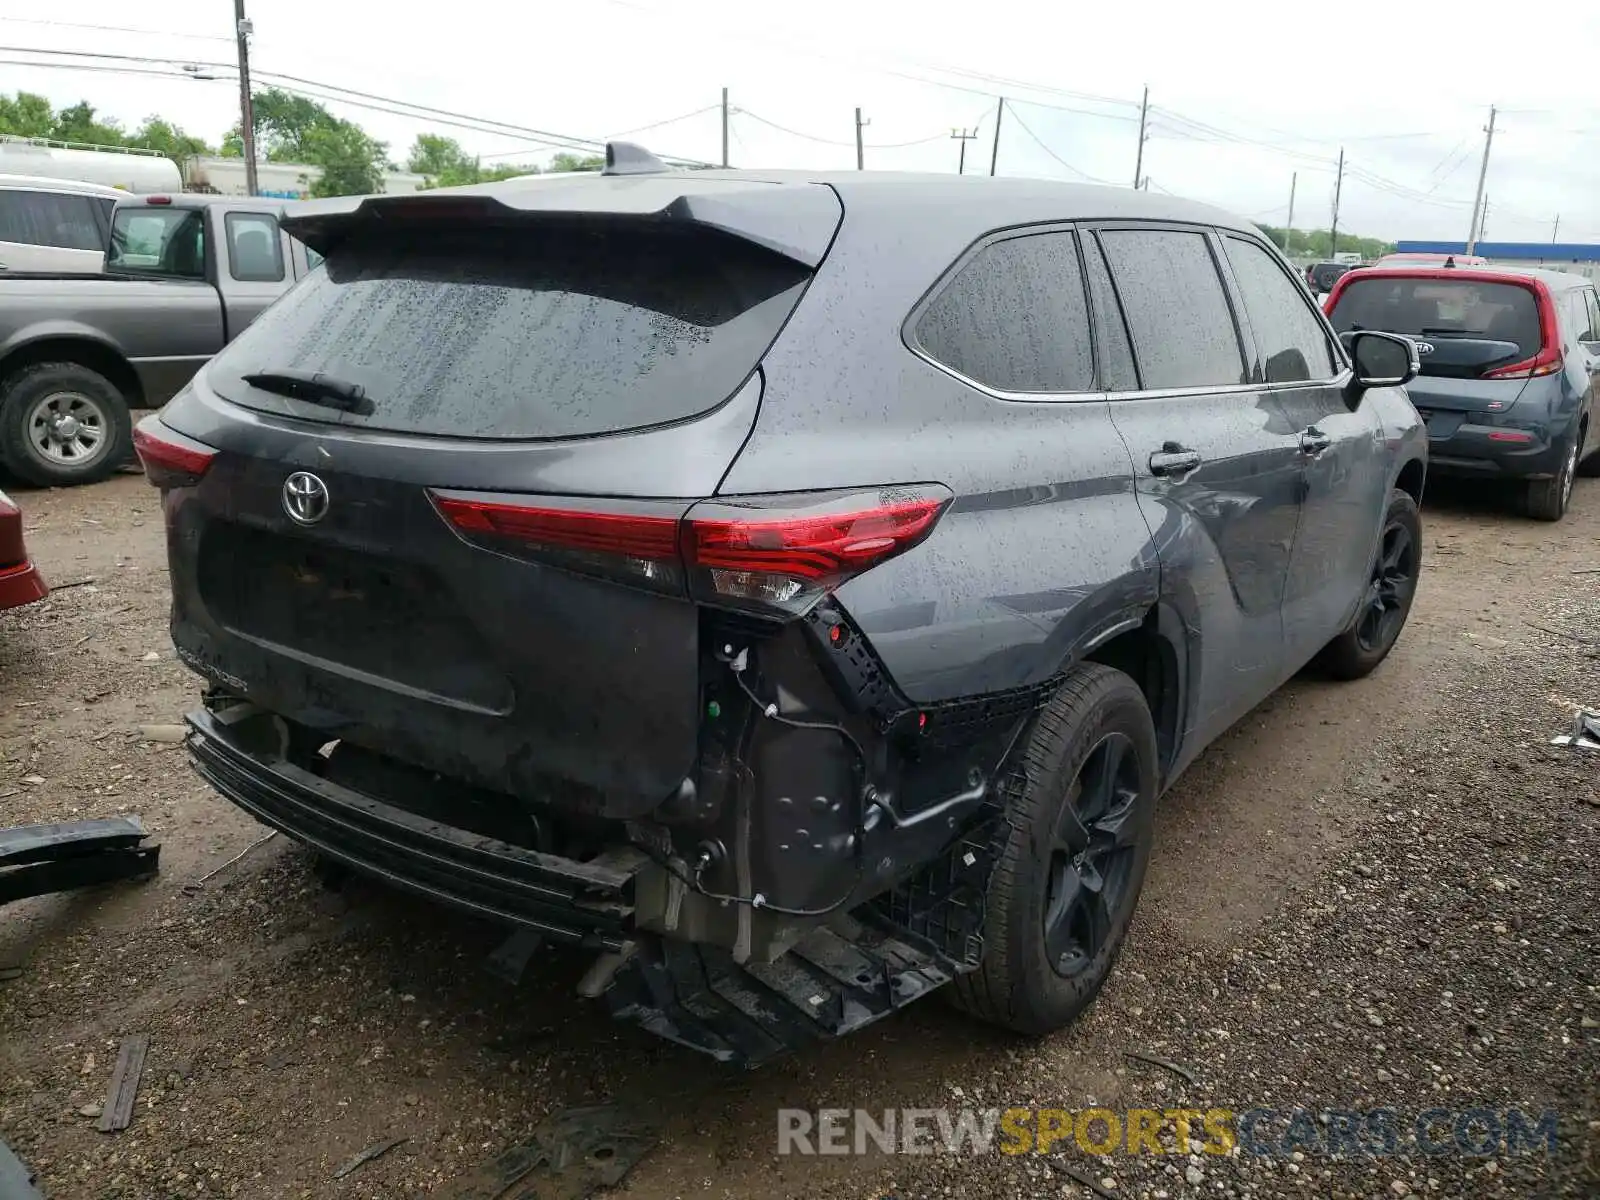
[[141, 173, 1012, 1063]]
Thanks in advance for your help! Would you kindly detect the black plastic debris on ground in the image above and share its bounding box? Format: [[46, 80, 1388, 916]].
[[0, 818, 159, 905], [442, 1105, 658, 1200], [332, 1136, 407, 1180]]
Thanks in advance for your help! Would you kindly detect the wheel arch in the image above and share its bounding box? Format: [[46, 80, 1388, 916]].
[[1081, 605, 1186, 782], [1394, 456, 1426, 505], [0, 334, 144, 410]]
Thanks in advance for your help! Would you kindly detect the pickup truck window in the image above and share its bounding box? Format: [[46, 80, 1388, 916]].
[[108, 207, 205, 279], [225, 211, 285, 283]]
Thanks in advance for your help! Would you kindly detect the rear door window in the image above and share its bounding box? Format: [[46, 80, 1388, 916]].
[[913, 230, 1095, 393], [207, 224, 812, 439], [1099, 228, 1246, 389], [225, 211, 285, 282], [1081, 234, 1138, 390], [1223, 235, 1338, 382], [1327, 277, 1541, 361], [0, 189, 103, 251], [1585, 290, 1600, 344]]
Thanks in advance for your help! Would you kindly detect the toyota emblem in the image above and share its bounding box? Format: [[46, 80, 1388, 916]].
[[282, 471, 330, 526]]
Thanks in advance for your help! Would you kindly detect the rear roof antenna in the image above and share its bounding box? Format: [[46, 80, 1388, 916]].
[[602, 141, 672, 176], [1443, 255, 1457, 268]]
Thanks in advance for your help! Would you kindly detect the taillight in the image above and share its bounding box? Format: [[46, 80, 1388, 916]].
[[681, 488, 950, 616], [429, 485, 952, 618], [1482, 345, 1563, 380], [132, 416, 217, 488], [430, 495, 688, 592]]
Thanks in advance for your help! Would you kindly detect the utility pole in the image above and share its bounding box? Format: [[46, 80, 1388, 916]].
[[1329, 147, 1345, 260], [1284, 171, 1297, 255], [720, 87, 729, 168], [1477, 195, 1490, 244], [233, 0, 258, 196], [1552, 213, 1561, 243], [854, 107, 869, 171], [1466, 104, 1496, 255], [951, 127, 977, 175], [1133, 85, 1149, 189], [989, 97, 1004, 176]]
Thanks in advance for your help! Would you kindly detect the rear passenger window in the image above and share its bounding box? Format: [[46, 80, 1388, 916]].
[[1565, 289, 1595, 343], [1223, 235, 1338, 383], [1100, 229, 1246, 389], [1585, 291, 1600, 344], [1081, 235, 1138, 390], [225, 212, 285, 283], [0, 190, 103, 251], [914, 231, 1095, 393]]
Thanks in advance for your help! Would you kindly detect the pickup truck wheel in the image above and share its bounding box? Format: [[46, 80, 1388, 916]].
[[0, 362, 132, 487], [1315, 488, 1422, 680], [1524, 434, 1578, 521], [950, 663, 1158, 1036]]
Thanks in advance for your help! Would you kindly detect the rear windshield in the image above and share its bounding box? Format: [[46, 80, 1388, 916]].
[[1308, 263, 1350, 291], [1327, 277, 1542, 359], [207, 224, 811, 439]]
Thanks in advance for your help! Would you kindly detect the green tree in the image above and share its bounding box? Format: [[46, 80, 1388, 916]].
[[546, 151, 604, 173], [0, 91, 56, 138], [50, 100, 125, 146], [304, 122, 387, 197], [129, 117, 212, 162], [408, 134, 542, 189], [1259, 224, 1394, 260]]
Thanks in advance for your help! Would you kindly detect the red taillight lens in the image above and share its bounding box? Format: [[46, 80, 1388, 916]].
[[132, 416, 217, 488], [429, 485, 952, 617], [1483, 346, 1563, 380], [682, 489, 950, 615]]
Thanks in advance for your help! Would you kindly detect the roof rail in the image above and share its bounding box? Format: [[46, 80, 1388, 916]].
[[602, 141, 672, 177]]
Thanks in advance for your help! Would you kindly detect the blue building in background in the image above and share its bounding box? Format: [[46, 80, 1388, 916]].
[[1394, 241, 1600, 281]]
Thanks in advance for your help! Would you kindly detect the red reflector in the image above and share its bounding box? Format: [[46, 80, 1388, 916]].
[[132, 418, 217, 486], [1487, 430, 1535, 443], [432, 497, 679, 560]]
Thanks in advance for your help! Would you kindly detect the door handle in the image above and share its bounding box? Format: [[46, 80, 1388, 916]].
[[1299, 427, 1333, 455], [1149, 443, 1202, 476]]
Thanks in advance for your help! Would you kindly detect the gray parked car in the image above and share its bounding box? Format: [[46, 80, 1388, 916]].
[[134, 146, 1427, 1063], [1325, 264, 1598, 519], [0, 193, 316, 487]]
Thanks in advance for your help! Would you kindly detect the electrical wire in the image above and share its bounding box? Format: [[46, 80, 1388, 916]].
[[604, 103, 719, 139], [1003, 105, 1115, 184], [0, 16, 231, 42]]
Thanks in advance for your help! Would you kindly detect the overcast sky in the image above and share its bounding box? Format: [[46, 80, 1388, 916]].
[[6, 0, 1600, 242]]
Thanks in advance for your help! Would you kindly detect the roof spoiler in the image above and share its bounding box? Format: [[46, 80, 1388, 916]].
[[277, 154, 841, 267]]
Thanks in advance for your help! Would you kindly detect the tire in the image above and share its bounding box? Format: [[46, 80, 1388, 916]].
[[0, 361, 132, 487], [1524, 432, 1579, 521], [950, 662, 1159, 1036], [1316, 488, 1422, 680]]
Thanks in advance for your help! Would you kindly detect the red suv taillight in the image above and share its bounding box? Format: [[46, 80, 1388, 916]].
[[133, 416, 218, 488], [431, 485, 952, 619]]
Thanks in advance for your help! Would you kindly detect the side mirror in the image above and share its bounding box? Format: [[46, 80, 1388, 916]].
[[1347, 330, 1419, 396]]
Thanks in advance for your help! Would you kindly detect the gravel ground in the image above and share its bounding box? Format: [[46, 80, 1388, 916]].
[[1, 471, 1596, 1200]]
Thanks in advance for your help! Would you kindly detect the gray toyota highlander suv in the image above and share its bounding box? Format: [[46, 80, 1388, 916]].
[[135, 145, 1428, 1064]]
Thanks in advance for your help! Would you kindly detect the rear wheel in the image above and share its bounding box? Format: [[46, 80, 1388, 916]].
[[951, 663, 1158, 1036], [1317, 488, 1421, 680], [1525, 434, 1579, 521], [0, 362, 132, 487]]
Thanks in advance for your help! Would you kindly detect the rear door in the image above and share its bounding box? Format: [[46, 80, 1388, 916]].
[[217, 208, 293, 338], [1220, 232, 1386, 666], [1094, 224, 1300, 752], [157, 197, 835, 817], [0, 187, 106, 273]]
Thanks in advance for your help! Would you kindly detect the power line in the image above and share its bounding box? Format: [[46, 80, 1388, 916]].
[[1004, 105, 1114, 185], [735, 107, 957, 150], [0, 15, 231, 42], [602, 103, 719, 139]]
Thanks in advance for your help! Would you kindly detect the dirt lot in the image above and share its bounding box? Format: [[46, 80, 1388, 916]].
[[1, 471, 1597, 1200]]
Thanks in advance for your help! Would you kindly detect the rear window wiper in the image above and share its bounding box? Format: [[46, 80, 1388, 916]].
[[241, 369, 374, 415]]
